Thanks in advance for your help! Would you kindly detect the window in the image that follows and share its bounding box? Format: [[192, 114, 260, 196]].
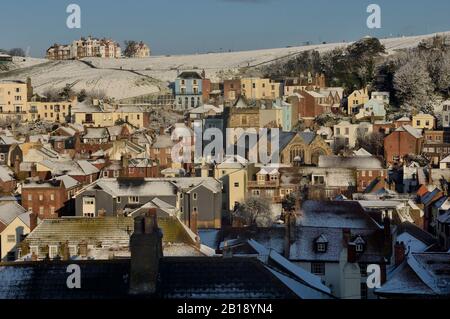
[[83, 197, 95, 205], [311, 262, 325, 276], [193, 207, 198, 213], [30, 246, 39, 256], [69, 245, 77, 257], [356, 244, 365, 252], [39, 207, 44, 215], [50, 194, 55, 201], [313, 175, 325, 185], [117, 197, 121, 203], [50, 207, 56, 215], [39, 194, 43, 201], [49, 245, 59, 259], [129, 196, 139, 204], [234, 182, 240, 188], [103, 171, 108, 178], [193, 193, 198, 200], [7, 235, 16, 243], [252, 190, 260, 196], [28, 194, 32, 201], [316, 243, 327, 253]]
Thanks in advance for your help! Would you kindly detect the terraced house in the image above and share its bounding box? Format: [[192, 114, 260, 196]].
[[0, 79, 32, 122], [74, 177, 222, 229]]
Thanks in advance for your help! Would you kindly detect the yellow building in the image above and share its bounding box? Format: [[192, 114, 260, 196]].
[[73, 102, 149, 129], [412, 113, 436, 130], [241, 78, 281, 100], [0, 79, 32, 122], [260, 106, 283, 129], [347, 87, 369, 115], [28, 99, 75, 123], [214, 157, 251, 211]]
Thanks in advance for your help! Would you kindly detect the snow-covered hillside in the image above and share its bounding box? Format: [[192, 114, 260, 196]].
[[1, 31, 449, 100]]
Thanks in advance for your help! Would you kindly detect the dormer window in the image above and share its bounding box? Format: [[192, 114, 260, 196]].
[[353, 236, 366, 253], [315, 234, 328, 253]]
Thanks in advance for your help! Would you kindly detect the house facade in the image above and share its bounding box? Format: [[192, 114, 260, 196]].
[[174, 72, 203, 111]]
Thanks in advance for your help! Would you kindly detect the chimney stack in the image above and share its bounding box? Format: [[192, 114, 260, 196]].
[[31, 163, 38, 179], [394, 241, 406, 266], [383, 216, 393, 258], [14, 155, 20, 176], [190, 209, 198, 235], [129, 208, 163, 296], [284, 212, 296, 258], [159, 126, 165, 136], [29, 212, 38, 232], [342, 228, 351, 247]]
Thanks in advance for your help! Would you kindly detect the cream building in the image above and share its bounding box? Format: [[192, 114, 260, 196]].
[[0, 79, 32, 122], [334, 121, 359, 149], [73, 102, 149, 129], [0, 202, 30, 261], [412, 113, 436, 130], [241, 78, 281, 100], [348, 87, 369, 115], [214, 156, 250, 212], [28, 98, 76, 123]]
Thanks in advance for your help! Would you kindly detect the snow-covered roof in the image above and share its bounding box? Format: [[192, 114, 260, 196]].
[[395, 125, 422, 139], [377, 252, 450, 297], [0, 166, 14, 182], [0, 202, 27, 226], [353, 148, 372, 156], [318, 155, 383, 169]]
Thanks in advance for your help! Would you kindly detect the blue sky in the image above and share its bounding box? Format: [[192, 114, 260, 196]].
[[1, 0, 449, 57]]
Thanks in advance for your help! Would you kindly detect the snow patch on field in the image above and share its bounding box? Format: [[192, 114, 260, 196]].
[[1, 31, 449, 100]]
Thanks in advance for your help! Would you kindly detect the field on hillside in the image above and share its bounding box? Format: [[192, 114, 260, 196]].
[[1, 31, 449, 100]]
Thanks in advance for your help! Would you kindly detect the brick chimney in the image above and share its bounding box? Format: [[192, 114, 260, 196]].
[[29, 212, 38, 232], [190, 209, 198, 235], [31, 163, 38, 179], [284, 212, 296, 258], [129, 208, 163, 296], [14, 155, 20, 176], [159, 126, 165, 136], [342, 228, 351, 247], [383, 216, 393, 258], [61, 241, 70, 261], [347, 243, 357, 263], [394, 241, 406, 266]]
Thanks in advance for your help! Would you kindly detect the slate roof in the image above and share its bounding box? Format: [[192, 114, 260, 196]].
[[376, 252, 450, 298], [23, 216, 197, 249], [0, 257, 298, 299], [290, 227, 385, 263], [298, 201, 380, 229], [0, 202, 27, 226], [178, 71, 202, 79], [0, 166, 14, 182]]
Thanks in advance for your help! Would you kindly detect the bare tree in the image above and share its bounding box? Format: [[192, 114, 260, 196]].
[[233, 196, 273, 227], [8, 48, 26, 57], [123, 40, 138, 58], [356, 131, 385, 156]]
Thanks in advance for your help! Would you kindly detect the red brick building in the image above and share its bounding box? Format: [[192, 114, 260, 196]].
[[223, 79, 241, 101], [21, 176, 81, 219], [384, 126, 424, 165]]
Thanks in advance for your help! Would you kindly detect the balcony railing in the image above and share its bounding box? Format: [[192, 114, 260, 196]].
[[248, 180, 280, 188]]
